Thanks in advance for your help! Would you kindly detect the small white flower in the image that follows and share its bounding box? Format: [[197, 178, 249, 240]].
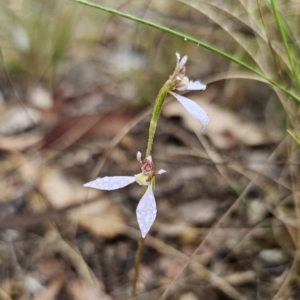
[[84, 152, 165, 238], [169, 53, 209, 130]]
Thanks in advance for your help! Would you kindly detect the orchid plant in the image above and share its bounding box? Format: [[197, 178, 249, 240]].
[[84, 53, 209, 238], [84, 152, 165, 238]]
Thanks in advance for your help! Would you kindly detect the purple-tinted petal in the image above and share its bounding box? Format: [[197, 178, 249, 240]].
[[169, 92, 209, 129], [187, 80, 206, 90], [175, 52, 188, 68], [179, 55, 188, 68], [136, 185, 157, 238], [84, 176, 135, 191]]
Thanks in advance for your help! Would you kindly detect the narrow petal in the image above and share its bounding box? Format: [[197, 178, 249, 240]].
[[84, 176, 135, 190], [179, 55, 188, 68], [187, 80, 206, 90], [136, 151, 142, 165], [136, 185, 157, 238], [169, 92, 209, 129], [156, 169, 166, 175]]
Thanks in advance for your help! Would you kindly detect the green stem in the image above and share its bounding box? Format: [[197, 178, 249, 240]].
[[69, 0, 300, 103], [146, 85, 169, 157], [132, 69, 168, 298], [131, 178, 156, 296], [270, 0, 300, 91], [256, 0, 284, 85], [131, 237, 145, 297]]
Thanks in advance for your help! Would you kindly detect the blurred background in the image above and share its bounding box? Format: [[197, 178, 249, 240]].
[[0, 0, 299, 299]]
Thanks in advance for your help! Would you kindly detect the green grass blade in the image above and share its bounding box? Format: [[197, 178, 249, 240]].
[[181, 0, 284, 82], [287, 130, 300, 146], [270, 0, 300, 91], [69, 0, 300, 103]]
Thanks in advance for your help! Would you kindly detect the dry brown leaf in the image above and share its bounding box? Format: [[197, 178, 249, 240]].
[[159, 257, 186, 280], [0, 133, 43, 151], [177, 200, 218, 225], [67, 279, 113, 300], [72, 200, 126, 238], [163, 94, 274, 149], [179, 292, 198, 300], [28, 85, 53, 109], [223, 271, 256, 286], [0, 106, 41, 135], [36, 257, 66, 281], [40, 167, 96, 209], [39, 167, 125, 238], [31, 277, 64, 300], [40, 112, 133, 150]]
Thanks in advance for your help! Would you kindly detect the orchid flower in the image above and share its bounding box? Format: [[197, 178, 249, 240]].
[[84, 152, 165, 238], [167, 53, 209, 129]]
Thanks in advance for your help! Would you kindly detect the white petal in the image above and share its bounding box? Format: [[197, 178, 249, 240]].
[[157, 169, 166, 174], [169, 92, 209, 129], [136, 151, 142, 161], [136, 185, 157, 238], [84, 176, 135, 190], [187, 80, 206, 90], [179, 55, 188, 67]]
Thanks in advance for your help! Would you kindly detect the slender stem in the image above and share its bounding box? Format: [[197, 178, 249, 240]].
[[287, 130, 300, 146], [146, 85, 169, 157], [131, 236, 145, 297], [132, 82, 168, 298]]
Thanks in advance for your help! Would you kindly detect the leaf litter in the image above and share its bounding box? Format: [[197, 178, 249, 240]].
[[0, 1, 297, 299]]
